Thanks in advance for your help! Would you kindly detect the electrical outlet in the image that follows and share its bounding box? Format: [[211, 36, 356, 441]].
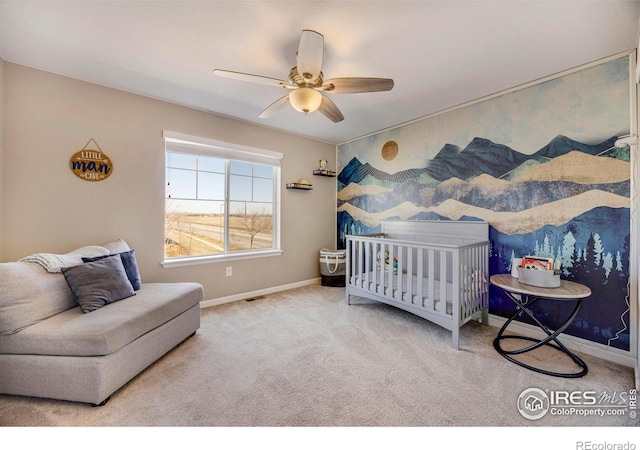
[[225, 266, 232, 277]]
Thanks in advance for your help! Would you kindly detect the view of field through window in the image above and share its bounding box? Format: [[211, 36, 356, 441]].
[[165, 151, 274, 258]]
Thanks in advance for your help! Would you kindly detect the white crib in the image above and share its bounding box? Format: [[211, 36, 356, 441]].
[[346, 220, 489, 349]]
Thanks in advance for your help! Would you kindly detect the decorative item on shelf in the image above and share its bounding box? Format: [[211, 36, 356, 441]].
[[313, 169, 336, 177], [69, 138, 113, 182], [286, 178, 313, 190], [313, 159, 336, 177]]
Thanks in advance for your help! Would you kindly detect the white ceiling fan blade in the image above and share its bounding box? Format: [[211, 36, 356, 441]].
[[213, 69, 292, 88], [259, 95, 291, 119], [317, 95, 344, 123], [296, 30, 324, 82], [320, 77, 394, 93]]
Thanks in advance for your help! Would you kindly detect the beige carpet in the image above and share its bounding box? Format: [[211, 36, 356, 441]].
[[0, 284, 636, 428]]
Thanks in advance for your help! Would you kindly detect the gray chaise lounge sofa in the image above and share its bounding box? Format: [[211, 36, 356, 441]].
[[0, 240, 203, 406]]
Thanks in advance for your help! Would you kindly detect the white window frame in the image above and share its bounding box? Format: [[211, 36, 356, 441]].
[[161, 131, 283, 268]]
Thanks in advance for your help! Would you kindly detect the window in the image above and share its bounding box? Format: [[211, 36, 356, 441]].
[[162, 131, 282, 267]]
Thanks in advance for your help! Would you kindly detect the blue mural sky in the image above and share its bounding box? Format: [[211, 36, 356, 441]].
[[339, 55, 630, 173]]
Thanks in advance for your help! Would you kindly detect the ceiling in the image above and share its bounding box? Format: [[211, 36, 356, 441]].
[[1, 1, 639, 145]]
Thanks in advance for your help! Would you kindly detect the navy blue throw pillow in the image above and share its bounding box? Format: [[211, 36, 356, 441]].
[[83, 249, 142, 290]]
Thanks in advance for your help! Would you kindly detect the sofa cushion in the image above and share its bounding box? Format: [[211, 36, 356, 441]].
[[0, 262, 76, 335], [0, 283, 203, 356], [102, 238, 131, 254], [62, 255, 136, 313], [83, 249, 142, 291]]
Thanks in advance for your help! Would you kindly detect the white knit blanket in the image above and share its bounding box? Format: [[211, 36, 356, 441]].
[[19, 245, 111, 273]]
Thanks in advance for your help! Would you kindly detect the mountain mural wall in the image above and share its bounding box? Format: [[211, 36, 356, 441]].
[[336, 55, 633, 351]]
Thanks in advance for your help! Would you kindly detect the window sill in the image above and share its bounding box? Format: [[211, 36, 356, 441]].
[[161, 249, 283, 269]]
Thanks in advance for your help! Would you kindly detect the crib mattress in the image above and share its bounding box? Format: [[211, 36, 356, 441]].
[[350, 271, 452, 315]]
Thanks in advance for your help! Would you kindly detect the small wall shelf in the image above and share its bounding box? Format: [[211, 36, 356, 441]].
[[286, 182, 312, 190], [313, 170, 336, 177]]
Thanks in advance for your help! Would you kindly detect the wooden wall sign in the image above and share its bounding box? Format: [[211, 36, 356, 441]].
[[70, 138, 113, 182]]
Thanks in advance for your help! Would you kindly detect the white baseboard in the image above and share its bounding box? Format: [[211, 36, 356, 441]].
[[487, 315, 636, 369], [200, 278, 321, 308]]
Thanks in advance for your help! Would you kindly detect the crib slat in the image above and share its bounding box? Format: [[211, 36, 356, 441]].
[[388, 244, 394, 299], [396, 245, 404, 300], [427, 249, 435, 309], [458, 247, 465, 319], [364, 240, 370, 289], [375, 242, 382, 294], [373, 241, 379, 290], [355, 238, 360, 287], [462, 247, 471, 318], [417, 248, 424, 303], [452, 248, 460, 323], [347, 237, 352, 285], [468, 246, 477, 314], [434, 250, 447, 313], [361, 240, 364, 288], [406, 246, 413, 303]]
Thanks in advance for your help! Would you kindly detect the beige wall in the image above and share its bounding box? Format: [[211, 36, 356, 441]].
[[0, 57, 4, 261], [2, 63, 337, 300]]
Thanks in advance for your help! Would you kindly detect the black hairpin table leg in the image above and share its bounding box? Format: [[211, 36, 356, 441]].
[[490, 274, 592, 378]]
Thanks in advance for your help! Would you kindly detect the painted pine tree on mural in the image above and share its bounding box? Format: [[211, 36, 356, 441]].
[[493, 227, 631, 349]]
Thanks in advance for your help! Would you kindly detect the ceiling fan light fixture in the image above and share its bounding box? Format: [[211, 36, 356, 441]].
[[214, 30, 393, 122], [289, 87, 322, 114]]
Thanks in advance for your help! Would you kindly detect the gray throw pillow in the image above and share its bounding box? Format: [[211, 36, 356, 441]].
[[62, 255, 135, 313]]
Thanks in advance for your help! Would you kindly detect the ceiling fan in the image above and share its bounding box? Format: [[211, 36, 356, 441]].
[[213, 30, 394, 123]]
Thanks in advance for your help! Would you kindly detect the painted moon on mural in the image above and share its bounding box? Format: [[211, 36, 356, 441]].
[[381, 141, 398, 161]]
